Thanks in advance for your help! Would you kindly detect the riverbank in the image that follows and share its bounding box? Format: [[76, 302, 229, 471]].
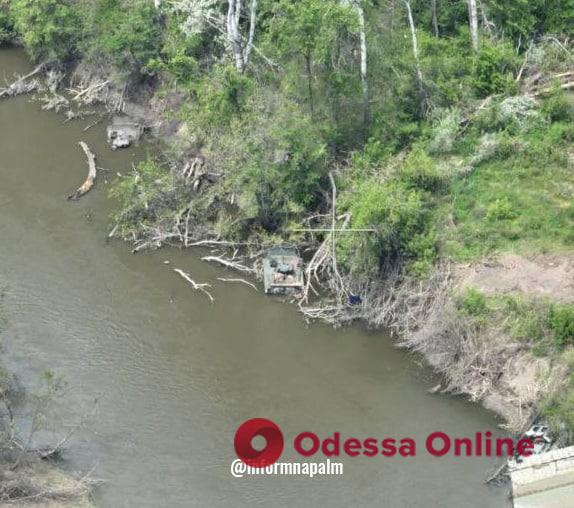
[[0, 307, 94, 506], [1, 0, 573, 446], [66, 57, 574, 439]]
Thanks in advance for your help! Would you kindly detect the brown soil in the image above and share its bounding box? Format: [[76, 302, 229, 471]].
[[456, 253, 574, 303]]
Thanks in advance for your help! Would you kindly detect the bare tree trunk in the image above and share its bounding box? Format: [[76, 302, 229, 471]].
[[306, 53, 315, 117], [431, 0, 439, 36], [355, 2, 370, 133], [244, 0, 258, 64], [226, 0, 258, 73], [468, 0, 479, 52], [227, 0, 245, 72], [404, 0, 425, 112]]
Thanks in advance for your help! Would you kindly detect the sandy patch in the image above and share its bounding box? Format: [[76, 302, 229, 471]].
[[456, 253, 574, 302]]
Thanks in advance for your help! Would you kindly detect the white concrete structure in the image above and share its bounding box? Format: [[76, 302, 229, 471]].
[[510, 445, 574, 507]]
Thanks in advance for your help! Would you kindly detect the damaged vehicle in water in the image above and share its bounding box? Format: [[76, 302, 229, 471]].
[[263, 245, 304, 295]]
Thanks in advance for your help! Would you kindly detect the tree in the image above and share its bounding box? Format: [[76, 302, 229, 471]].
[[350, 0, 370, 133], [431, 0, 439, 36], [226, 0, 258, 73], [173, 0, 258, 73], [403, 0, 425, 112], [11, 0, 81, 61], [468, 0, 478, 51], [263, 0, 358, 124]]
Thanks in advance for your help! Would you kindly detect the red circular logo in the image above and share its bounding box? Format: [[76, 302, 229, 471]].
[[234, 418, 284, 467]]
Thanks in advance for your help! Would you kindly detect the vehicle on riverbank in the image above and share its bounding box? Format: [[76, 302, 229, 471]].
[[263, 245, 304, 295]]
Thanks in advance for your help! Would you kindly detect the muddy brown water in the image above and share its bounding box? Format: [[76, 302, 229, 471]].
[[0, 48, 510, 507]]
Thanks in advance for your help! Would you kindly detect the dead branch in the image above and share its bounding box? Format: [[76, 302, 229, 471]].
[[173, 268, 214, 302], [485, 461, 508, 484], [69, 80, 110, 101], [200, 256, 255, 274], [532, 80, 574, 96], [83, 115, 106, 132], [186, 239, 253, 247], [217, 278, 258, 291], [37, 396, 100, 460], [68, 142, 97, 200]]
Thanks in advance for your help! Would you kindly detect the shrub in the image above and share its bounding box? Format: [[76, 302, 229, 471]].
[[550, 304, 574, 350], [544, 389, 574, 436], [109, 159, 176, 237], [497, 95, 543, 132], [541, 90, 574, 123], [459, 288, 488, 316], [399, 146, 446, 192], [486, 197, 517, 221], [472, 42, 519, 97], [190, 65, 255, 128], [427, 108, 462, 155], [339, 179, 433, 273], [0, 1, 15, 45], [187, 90, 329, 234]]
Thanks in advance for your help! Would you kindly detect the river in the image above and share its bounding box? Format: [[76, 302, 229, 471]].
[[0, 48, 510, 507]]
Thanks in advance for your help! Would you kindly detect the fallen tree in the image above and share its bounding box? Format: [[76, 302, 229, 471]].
[[67, 142, 97, 200], [0, 64, 46, 99]]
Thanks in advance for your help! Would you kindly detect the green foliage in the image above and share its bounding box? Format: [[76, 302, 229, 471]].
[[84, 0, 162, 77], [399, 145, 447, 192], [541, 90, 574, 123], [456, 291, 572, 353], [339, 178, 434, 274], [418, 32, 474, 106], [109, 158, 177, 237], [472, 41, 519, 97], [0, 0, 15, 45], [262, 0, 361, 146], [546, 391, 574, 435], [550, 304, 574, 350], [190, 65, 255, 127], [11, 0, 81, 61], [442, 123, 574, 260], [459, 288, 488, 316], [489, 0, 574, 42], [212, 94, 329, 233], [486, 197, 517, 221]]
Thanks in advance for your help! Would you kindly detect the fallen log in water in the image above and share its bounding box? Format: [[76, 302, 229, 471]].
[[173, 268, 215, 302], [201, 255, 255, 273], [68, 142, 97, 200], [217, 277, 258, 291]]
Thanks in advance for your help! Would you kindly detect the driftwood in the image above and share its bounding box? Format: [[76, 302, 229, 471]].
[[217, 277, 258, 291], [173, 268, 214, 302], [67, 142, 97, 200], [201, 255, 255, 273], [186, 239, 253, 247]]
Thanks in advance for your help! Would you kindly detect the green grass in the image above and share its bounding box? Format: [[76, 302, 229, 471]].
[[457, 289, 574, 352], [439, 122, 574, 261]]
